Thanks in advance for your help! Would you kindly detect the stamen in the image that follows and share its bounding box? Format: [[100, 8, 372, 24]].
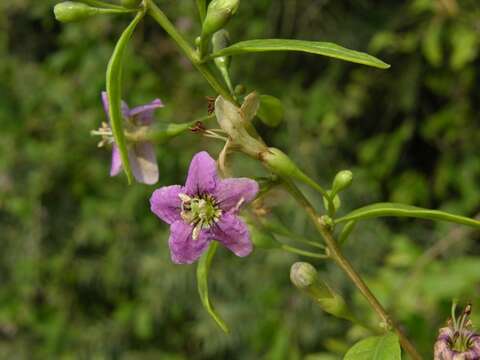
[[179, 193, 222, 240]]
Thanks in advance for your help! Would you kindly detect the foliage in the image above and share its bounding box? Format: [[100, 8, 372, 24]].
[[1, 0, 479, 358]]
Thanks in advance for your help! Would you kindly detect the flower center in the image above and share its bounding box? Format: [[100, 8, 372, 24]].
[[91, 122, 114, 148], [450, 303, 476, 353], [179, 193, 222, 240]]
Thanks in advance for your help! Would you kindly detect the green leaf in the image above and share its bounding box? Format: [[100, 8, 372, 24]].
[[344, 333, 401, 360], [207, 39, 390, 69], [335, 202, 480, 229], [257, 95, 284, 127], [197, 242, 229, 333], [106, 11, 144, 184]]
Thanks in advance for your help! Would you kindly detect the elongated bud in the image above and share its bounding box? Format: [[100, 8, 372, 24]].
[[332, 170, 353, 195], [54, 2, 100, 22], [202, 0, 240, 37], [290, 262, 353, 321]]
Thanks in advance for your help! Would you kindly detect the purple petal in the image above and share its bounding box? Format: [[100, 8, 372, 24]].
[[185, 151, 219, 195], [129, 142, 159, 185], [110, 144, 122, 177], [129, 98, 163, 125], [169, 221, 211, 264], [150, 185, 183, 225], [214, 178, 259, 212], [211, 213, 252, 257], [101, 91, 130, 120]]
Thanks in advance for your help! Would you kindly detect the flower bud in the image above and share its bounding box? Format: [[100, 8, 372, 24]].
[[290, 262, 353, 321], [202, 0, 240, 37], [332, 170, 353, 195], [54, 2, 100, 22], [212, 29, 231, 69]]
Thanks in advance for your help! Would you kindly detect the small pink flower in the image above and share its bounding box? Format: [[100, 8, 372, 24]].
[[150, 151, 259, 264], [96, 92, 163, 184]]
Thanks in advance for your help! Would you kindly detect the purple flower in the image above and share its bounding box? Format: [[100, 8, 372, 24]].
[[94, 91, 163, 185], [434, 304, 480, 360], [150, 151, 259, 264]]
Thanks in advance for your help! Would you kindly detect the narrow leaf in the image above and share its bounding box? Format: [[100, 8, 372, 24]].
[[344, 333, 401, 360], [338, 220, 356, 245], [335, 202, 480, 229], [106, 11, 144, 184], [197, 242, 229, 333], [207, 39, 390, 69]]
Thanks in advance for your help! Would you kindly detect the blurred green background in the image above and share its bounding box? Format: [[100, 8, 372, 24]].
[[1, 0, 479, 358]]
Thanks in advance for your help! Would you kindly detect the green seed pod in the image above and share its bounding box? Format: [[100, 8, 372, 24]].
[[54, 2, 100, 23], [290, 262, 353, 321], [332, 170, 353, 195], [202, 0, 240, 37], [260, 147, 302, 179]]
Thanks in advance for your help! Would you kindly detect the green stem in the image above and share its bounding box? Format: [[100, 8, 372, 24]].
[[144, 2, 420, 358], [284, 181, 422, 360], [262, 219, 325, 250], [196, 0, 207, 21], [281, 245, 328, 259], [146, 0, 233, 101]]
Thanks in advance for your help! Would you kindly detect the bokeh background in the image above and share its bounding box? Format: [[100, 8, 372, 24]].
[[1, 0, 480, 358]]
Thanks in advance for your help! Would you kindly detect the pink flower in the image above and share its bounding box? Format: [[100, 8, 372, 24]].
[[97, 92, 163, 184], [150, 151, 259, 264]]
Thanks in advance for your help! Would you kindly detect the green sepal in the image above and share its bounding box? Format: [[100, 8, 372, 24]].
[[257, 95, 284, 127], [206, 39, 390, 69], [335, 202, 480, 229], [106, 10, 145, 184], [197, 242, 229, 333]]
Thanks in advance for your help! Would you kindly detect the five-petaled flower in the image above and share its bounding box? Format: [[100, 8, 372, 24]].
[[150, 151, 259, 264], [93, 91, 163, 184]]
